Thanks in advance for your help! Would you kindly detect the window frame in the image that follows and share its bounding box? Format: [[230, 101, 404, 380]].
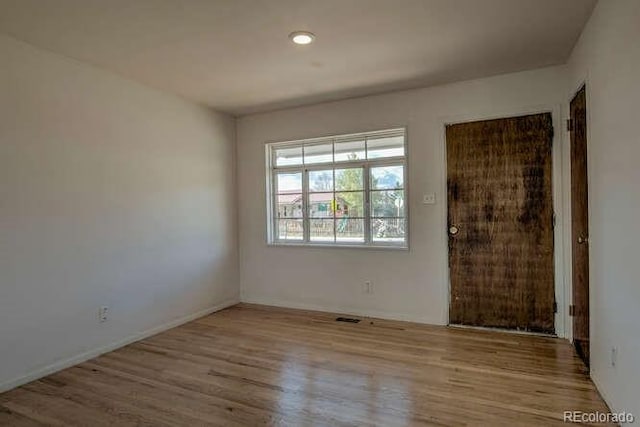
[[266, 128, 408, 249]]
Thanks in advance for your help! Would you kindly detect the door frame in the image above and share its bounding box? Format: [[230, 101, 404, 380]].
[[565, 79, 592, 346], [439, 104, 568, 337], [569, 84, 590, 365]]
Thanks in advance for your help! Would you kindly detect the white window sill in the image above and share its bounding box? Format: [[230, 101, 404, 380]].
[[267, 242, 409, 251]]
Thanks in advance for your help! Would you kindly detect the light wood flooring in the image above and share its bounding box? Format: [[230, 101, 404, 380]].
[[0, 304, 612, 426]]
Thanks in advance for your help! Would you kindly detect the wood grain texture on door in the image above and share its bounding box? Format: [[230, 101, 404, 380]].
[[447, 113, 555, 333], [570, 86, 590, 366]]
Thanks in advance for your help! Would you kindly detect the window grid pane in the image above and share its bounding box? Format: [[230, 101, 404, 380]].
[[335, 167, 364, 191], [336, 217, 365, 242], [274, 146, 303, 167], [308, 170, 334, 192], [310, 218, 335, 242], [276, 171, 302, 193], [372, 218, 406, 243], [335, 191, 364, 217], [334, 139, 365, 162], [370, 189, 405, 218], [277, 193, 303, 218], [366, 135, 405, 159], [303, 142, 333, 164], [278, 219, 304, 240], [309, 192, 335, 218], [371, 165, 404, 190]]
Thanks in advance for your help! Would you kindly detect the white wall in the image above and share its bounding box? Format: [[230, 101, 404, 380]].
[[0, 35, 239, 391], [565, 0, 640, 419], [237, 66, 569, 328]]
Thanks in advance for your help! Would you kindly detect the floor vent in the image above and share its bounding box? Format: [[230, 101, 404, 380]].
[[336, 317, 361, 323]]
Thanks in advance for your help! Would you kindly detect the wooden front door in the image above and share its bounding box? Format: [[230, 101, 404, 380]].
[[447, 113, 555, 333], [570, 86, 590, 366]]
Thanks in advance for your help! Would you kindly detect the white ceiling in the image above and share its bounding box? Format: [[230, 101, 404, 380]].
[[0, 0, 596, 115]]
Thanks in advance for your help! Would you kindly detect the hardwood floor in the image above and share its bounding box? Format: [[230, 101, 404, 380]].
[[0, 304, 611, 426]]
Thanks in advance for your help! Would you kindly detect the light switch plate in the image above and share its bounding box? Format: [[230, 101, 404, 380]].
[[423, 193, 436, 204]]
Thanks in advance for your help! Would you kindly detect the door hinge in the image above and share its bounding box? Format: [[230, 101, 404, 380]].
[[566, 118, 574, 132], [552, 212, 556, 228], [569, 305, 576, 317], [553, 302, 558, 313]]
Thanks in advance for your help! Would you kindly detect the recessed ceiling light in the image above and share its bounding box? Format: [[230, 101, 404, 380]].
[[289, 31, 315, 45]]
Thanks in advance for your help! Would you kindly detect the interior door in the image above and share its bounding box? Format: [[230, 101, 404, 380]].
[[447, 113, 555, 333], [570, 86, 590, 367]]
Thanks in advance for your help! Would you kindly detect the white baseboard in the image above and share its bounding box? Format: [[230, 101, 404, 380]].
[[590, 370, 617, 414], [240, 295, 440, 325], [0, 298, 239, 393]]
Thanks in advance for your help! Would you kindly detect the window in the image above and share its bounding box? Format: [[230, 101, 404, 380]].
[[267, 128, 407, 248]]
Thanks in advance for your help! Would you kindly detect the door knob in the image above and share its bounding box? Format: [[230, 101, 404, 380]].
[[577, 235, 588, 244], [449, 225, 459, 235]]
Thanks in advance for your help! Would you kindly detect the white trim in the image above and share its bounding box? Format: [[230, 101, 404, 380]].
[[448, 324, 558, 338], [563, 79, 591, 348], [439, 105, 568, 337], [265, 143, 276, 243], [267, 242, 409, 251], [0, 298, 239, 393], [553, 105, 569, 338], [241, 295, 436, 325], [266, 127, 408, 249], [267, 127, 406, 148]]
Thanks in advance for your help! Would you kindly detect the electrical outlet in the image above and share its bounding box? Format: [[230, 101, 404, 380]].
[[99, 306, 109, 323], [611, 346, 618, 367], [364, 281, 373, 294]]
